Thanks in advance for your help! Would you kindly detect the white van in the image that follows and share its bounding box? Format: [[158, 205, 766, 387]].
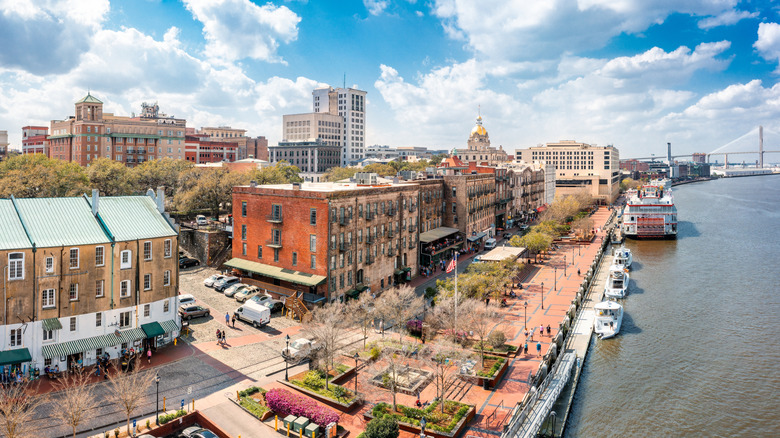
[[233, 301, 271, 328], [196, 215, 207, 226], [484, 238, 497, 250]]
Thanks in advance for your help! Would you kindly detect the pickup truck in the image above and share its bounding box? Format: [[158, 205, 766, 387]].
[[282, 338, 320, 363]]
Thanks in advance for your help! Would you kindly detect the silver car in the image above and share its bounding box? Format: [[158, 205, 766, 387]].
[[203, 274, 225, 288], [234, 285, 261, 302], [224, 283, 249, 298], [214, 276, 240, 292]]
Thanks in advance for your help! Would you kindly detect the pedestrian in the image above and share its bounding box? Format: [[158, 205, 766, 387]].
[[147, 348, 152, 364], [578, 268, 581, 276], [231, 313, 236, 328], [536, 341, 542, 357], [221, 331, 226, 345], [225, 312, 230, 326], [546, 324, 551, 336], [216, 329, 221, 345], [523, 342, 528, 355], [539, 325, 544, 336]]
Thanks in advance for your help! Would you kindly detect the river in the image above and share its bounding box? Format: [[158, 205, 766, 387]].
[[565, 175, 780, 437]]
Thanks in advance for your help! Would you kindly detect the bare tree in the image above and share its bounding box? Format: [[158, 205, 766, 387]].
[[305, 302, 349, 390], [346, 292, 374, 349], [431, 294, 473, 344], [51, 369, 99, 438], [0, 380, 44, 438], [423, 343, 468, 413], [375, 285, 424, 342], [377, 340, 417, 412], [468, 300, 500, 368], [107, 357, 157, 436]]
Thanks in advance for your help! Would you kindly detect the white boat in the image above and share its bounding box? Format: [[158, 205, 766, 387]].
[[613, 246, 633, 269], [623, 179, 677, 239], [604, 264, 629, 299], [593, 300, 623, 339]]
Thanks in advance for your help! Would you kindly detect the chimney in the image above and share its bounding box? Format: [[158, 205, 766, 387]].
[[292, 182, 301, 190], [156, 187, 165, 213], [91, 189, 99, 216]]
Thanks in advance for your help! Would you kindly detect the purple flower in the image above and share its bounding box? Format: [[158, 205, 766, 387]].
[[266, 388, 339, 426]]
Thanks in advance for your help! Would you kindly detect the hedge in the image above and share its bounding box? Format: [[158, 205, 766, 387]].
[[265, 388, 339, 427], [159, 409, 187, 425]]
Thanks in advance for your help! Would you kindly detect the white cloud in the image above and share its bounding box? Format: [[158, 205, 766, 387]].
[[755, 22, 780, 67], [364, 0, 390, 16], [0, 0, 109, 74], [183, 0, 300, 63], [698, 9, 758, 29]]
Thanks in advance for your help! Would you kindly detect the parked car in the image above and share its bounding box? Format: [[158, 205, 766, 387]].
[[249, 293, 284, 312], [182, 427, 218, 438], [503, 232, 512, 239], [214, 276, 240, 292], [179, 305, 210, 320], [179, 256, 200, 269], [282, 338, 320, 362], [484, 238, 498, 250], [203, 274, 225, 288], [178, 293, 196, 307], [223, 283, 249, 298], [196, 215, 208, 226], [233, 301, 271, 328], [234, 286, 261, 303]]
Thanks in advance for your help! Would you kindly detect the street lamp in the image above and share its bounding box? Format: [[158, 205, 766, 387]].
[[353, 352, 359, 396], [550, 411, 557, 437], [553, 266, 557, 291], [420, 417, 427, 438], [523, 301, 528, 331], [541, 282, 544, 309], [284, 334, 290, 382], [155, 372, 160, 425], [564, 256, 567, 276]]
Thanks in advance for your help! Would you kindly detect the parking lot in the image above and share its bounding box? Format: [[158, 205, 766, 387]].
[[177, 265, 298, 344]]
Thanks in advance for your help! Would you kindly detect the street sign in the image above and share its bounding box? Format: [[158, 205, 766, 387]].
[[187, 386, 192, 395], [181, 399, 185, 410]]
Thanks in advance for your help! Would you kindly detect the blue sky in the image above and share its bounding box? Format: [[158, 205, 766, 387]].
[[1, 0, 780, 158]]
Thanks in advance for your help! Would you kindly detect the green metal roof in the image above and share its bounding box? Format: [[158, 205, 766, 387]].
[[224, 258, 326, 287], [89, 196, 176, 242], [14, 197, 110, 247], [0, 200, 32, 250], [75, 93, 102, 104], [419, 226, 460, 243], [141, 322, 165, 338], [0, 348, 32, 366], [42, 318, 63, 331]]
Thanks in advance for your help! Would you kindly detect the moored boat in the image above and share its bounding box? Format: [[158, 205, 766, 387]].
[[613, 246, 633, 269], [594, 300, 623, 339], [604, 264, 629, 299], [623, 179, 677, 239]]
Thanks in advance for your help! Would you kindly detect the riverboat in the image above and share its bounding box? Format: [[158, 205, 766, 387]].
[[593, 300, 623, 339], [622, 179, 677, 239], [613, 246, 633, 269], [604, 264, 629, 299]]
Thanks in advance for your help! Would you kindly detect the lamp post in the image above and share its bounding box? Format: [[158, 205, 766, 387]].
[[284, 334, 290, 382], [563, 256, 567, 276], [420, 416, 427, 438], [524, 301, 528, 331], [553, 266, 557, 291], [541, 282, 544, 309], [155, 372, 160, 426], [550, 410, 557, 437], [353, 352, 359, 396]]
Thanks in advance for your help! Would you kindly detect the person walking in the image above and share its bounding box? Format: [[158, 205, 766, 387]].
[[523, 342, 528, 355], [231, 313, 236, 328], [221, 331, 226, 346], [225, 312, 230, 326], [536, 341, 542, 357], [147, 348, 152, 364], [546, 324, 551, 336], [216, 329, 222, 345], [539, 325, 544, 337]]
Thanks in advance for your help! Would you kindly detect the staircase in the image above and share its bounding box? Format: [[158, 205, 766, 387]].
[[285, 292, 312, 323]]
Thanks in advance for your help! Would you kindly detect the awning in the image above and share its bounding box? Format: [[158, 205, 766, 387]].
[[356, 284, 369, 292], [117, 328, 146, 344], [42, 335, 116, 359], [345, 289, 360, 298], [42, 318, 63, 331], [159, 319, 179, 334], [141, 322, 165, 338], [224, 258, 326, 287], [0, 348, 32, 366], [419, 227, 460, 243], [394, 269, 404, 276], [402, 267, 412, 273], [468, 232, 487, 242], [536, 205, 548, 212]]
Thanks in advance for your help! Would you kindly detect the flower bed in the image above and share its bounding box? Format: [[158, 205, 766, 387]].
[[364, 400, 475, 438], [233, 386, 273, 422], [290, 370, 356, 404], [265, 388, 340, 427], [472, 343, 518, 357], [459, 355, 509, 387], [476, 356, 506, 377]]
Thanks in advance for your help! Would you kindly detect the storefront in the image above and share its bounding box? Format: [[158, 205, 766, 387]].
[[0, 348, 33, 382], [419, 227, 463, 270]]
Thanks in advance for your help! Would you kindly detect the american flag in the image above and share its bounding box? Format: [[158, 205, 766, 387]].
[[445, 256, 457, 273]]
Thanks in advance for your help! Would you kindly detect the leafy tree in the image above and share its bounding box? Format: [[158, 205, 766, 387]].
[[133, 158, 193, 197], [620, 177, 641, 191], [87, 158, 136, 195], [174, 167, 247, 217], [516, 231, 553, 263], [245, 161, 303, 185], [365, 416, 399, 438], [429, 154, 446, 165], [323, 166, 358, 182], [362, 163, 396, 176], [0, 154, 88, 198]]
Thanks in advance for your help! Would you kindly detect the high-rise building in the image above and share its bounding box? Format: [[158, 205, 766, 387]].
[[199, 126, 249, 159], [0, 130, 8, 161], [22, 126, 48, 155], [312, 86, 366, 166]]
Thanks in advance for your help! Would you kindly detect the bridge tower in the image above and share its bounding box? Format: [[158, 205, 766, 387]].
[[667, 142, 672, 163], [759, 125, 764, 169], [724, 153, 728, 169]]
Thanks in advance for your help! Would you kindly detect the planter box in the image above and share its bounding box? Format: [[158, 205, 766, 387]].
[[459, 357, 509, 388], [362, 405, 476, 438], [471, 347, 516, 358], [331, 362, 357, 386], [278, 379, 361, 412], [229, 397, 274, 422]]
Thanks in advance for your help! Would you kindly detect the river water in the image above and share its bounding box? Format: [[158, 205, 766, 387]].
[[565, 175, 780, 437]]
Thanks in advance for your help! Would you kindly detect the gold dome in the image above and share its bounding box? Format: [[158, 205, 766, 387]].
[[471, 125, 487, 136]]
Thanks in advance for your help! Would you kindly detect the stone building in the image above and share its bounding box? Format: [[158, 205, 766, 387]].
[[22, 126, 48, 155], [0, 190, 180, 372], [454, 115, 508, 166], [268, 140, 341, 182], [199, 126, 248, 159], [0, 130, 7, 161]]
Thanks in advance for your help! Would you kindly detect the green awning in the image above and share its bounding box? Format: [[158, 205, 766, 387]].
[[42, 334, 117, 359], [355, 283, 369, 292], [224, 258, 326, 287], [43, 318, 63, 331], [0, 348, 32, 366], [117, 328, 146, 344], [402, 267, 412, 272], [345, 289, 360, 298], [419, 227, 460, 243], [141, 322, 165, 338], [394, 269, 404, 276], [159, 319, 179, 333]]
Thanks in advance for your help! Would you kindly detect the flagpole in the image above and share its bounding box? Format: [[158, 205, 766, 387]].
[[454, 253, 459, 332]]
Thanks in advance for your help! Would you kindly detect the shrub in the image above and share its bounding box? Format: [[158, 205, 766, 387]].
[[114, 428, 120, 438], [159, 409, 187, 425], [365, 416, 399, 438], [145, 419, 150, 430], [238, 386, 264, 397], [406, 319, 423, 333], [424, 287, 437, 299], [303, 370, 325, 390], [265, 388, 339, 427], [488, 331, 506, 348], [240, 396, 269, 418], [332, 385, 348, 400], [369, 346, 381, 361]]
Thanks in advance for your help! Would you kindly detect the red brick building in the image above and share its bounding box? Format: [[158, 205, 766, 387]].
[[22, 126, 48, 155], [620, 159, 650, 172], [184, 135, 238, 163]]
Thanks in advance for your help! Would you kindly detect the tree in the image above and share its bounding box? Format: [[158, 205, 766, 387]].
[[364, 415, 399, 438], [424, 343, 468, 413], [174, 167, 247, 217], [107, 358, 157, 436], [305, 302, 349, 390], [429, 154, 446, 165], [0, 380, 44, 438], [430, 294, 468, 343], [362, 163, 396, 176], [245, 161, 303, 185], [378, 340, 416, 412], [0, 154, 89, 198], [133, 158, 194, 197], [467, 300, 499, 368], [517, 231, 553, 263], [87, 158, 136, 195], [323, 166, 358, 182], [51, 369, 99, 438], [375, 285, 424, 342], [346, 292, 374, 349]]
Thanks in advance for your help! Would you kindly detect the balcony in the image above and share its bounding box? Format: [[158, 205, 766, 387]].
[[127, 148, 136, 154], [138, 148, 146, 154], [387, 208, 396, 217], [365, 256, 374, 265], [408, 241, 416, 249], [339, 241, 350, 252], [365, 212, 375, 221], [409, 205, 417, 213], [388, 248, 396, 257], [266, 239, 282, 249], [365, 235, 375, 244], [338, 215, 350, 226], [408, 225, 417, 233], [387, 230, 395, 239], [266, 213, 283, 224]]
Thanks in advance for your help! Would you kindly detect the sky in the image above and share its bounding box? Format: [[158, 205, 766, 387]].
[[1, 0, 780, 159]]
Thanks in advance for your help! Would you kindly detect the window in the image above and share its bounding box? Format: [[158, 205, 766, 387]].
[[143, 241, 152, 260], [42, 289, 55, 308], [144, 274, 151, 290], [164, 240, 172, 258], [257, 245, 263, 259], [10, 329, 21, 346], [272, 229, 281, 244], [96, 348, 103, 357], [274, 248, 279, 262], [242, 243, 247, 256], [241, 225, 247, 240], [310, 235, 316, 252], [120, 280, 130, 298], [70, 317, 77, 332], [69, 284, 78, 301], [242, 201, 247, 217], [45, 256, 54, 273], [164, 301, 170, 313], [96, 280, 104, 297], [121, 250, 132, 269], [164, 270, 171, 286], [119, 311, 131, 328], [272, 204, 282, 220], [96, 312, 102, 327], [69, 248, 79, 269], [292, 252, 298, 266], [144, 304, 150, 318], [311, 255, 316, 269], [95, 246, 105, 266], [310, 208, 317, 225], [43, 329, 54, 342], [8, 253, 24, 280]]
